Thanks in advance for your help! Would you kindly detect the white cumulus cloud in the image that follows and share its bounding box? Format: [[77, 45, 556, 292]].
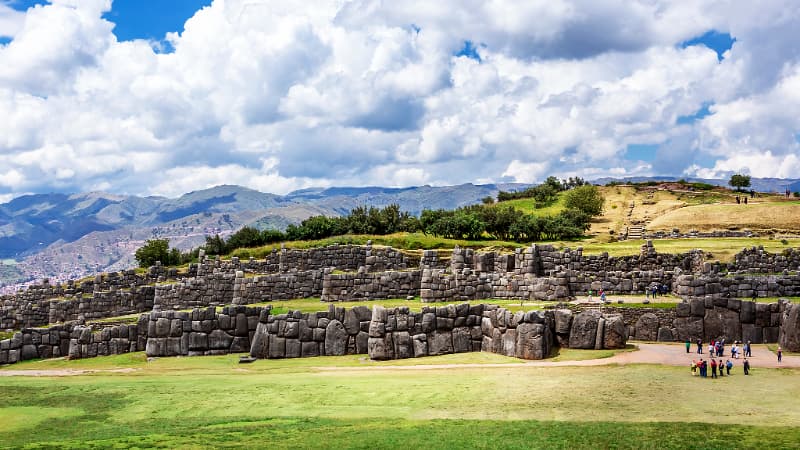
[[0, 0, 799, 202]]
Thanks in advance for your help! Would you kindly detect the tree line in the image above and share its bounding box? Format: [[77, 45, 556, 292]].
[[134, 184, 604, 267]]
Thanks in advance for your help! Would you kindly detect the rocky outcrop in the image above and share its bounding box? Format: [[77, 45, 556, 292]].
[[780, 303, 800, 352]]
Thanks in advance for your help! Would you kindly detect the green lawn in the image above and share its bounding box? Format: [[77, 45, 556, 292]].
[[1, 353, 799, 448], [258, 297, 558, 314]]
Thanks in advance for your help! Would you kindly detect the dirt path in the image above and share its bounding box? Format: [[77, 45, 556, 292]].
[[2, 345, 796, 376], [315, 343, 800, 371], [0, 368, 138, 377]]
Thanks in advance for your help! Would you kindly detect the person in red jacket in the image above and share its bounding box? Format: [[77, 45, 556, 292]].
[[710, 359, 717, 378]]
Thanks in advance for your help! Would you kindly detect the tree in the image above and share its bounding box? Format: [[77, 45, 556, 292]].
[[135, 239, 172, 268], [563, 185, 604, 216], [729, 174, 751, 192], [225, 226, 264, 252], [204, 235, 226, 255]]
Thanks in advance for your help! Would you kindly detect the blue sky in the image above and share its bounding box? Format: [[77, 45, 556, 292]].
[[1, 1, 799, 201], [8, 0, 210, 42]]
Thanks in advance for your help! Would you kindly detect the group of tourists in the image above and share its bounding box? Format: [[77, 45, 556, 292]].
[[688, 338, 752, 359], [691, 358, 742, 377], [687, 337, 754, 377], [645, 284, 668, 298]]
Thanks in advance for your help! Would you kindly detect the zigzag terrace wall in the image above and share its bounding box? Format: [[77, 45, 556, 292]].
[[419, 242, 701, 302], [145, 306, 264, 357], [628, 298, 789, 344], [366, 304, 626, 361], [0, 266, 173, 330]]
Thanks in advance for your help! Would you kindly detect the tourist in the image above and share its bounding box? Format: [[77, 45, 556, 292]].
[[746, 341, 752, 357], [731, 343, 738, 359], [699, 358, 706, 377], [685, 339, 691, 353], [600, 289, 606, 303], [710, 358, 718, 378], [709, 342, 715, 356], [645, 288, 649, 299], [697, 339, 703, 354], [691, 360, 697, 376], [744, 358, 750, 375], [718, 360, 724, 377], [588, 289, 593, 302], [777, 346, 782, 363], [726, 359, 732, 375], [744, 196, 748, 205]]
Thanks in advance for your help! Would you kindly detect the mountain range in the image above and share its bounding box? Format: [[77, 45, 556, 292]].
[[1, 177, 798, 291], [0, 183, 525, 289]]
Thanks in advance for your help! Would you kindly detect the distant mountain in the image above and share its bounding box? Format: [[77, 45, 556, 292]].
[[0, 183, 523, 289]]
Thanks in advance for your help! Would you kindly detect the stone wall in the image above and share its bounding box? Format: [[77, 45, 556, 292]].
[[48, 286, 155, 324], [198, 244, 417, 275], [144, 306, 263, 357], [732, 246, 800, 273], [67, 321, 147, 360], [675, 274, 800, 299], [249, 305, 372, 359], [153, 272, 237, 311], [366, 304, 625, 361], [628, 298, 788, 344], [321, 270, 420, 302], [0, 324, 75, 365], [232, 270, 324, 304]]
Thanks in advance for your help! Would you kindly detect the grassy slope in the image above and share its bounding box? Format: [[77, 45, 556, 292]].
[[1, 354, 800, 448], [649, 201, 800, 233]]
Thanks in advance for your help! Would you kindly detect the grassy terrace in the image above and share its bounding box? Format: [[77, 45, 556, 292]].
[[2, 352, 800, 448]]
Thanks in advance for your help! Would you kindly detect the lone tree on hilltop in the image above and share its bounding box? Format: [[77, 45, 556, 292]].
[[729, 174, 751, 192], [563, 184, 604, 217]]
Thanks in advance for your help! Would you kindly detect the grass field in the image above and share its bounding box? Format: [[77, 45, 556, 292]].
[[1, 353, 799, 448]]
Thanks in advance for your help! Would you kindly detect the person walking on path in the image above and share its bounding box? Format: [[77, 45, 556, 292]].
[[685, 339, 691, 353], [726, 359, 732, 375], [711, 359, 718, 378], [744, 358, 750, 375], [697, 339, 703, 354], [709, 342, 715, 357], [777, 346, 783, 363], [746, 341, 752, 357]]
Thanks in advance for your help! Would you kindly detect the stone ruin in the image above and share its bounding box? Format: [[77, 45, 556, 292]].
[[3, 242, 800, 366]]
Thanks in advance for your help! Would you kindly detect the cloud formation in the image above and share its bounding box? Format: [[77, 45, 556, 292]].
[[1, 0, 799, 200]]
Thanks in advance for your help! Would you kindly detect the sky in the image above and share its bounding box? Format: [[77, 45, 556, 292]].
[[1, 0, 799, 202]]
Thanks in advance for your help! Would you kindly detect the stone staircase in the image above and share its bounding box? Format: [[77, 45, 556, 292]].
[[626, 225, 645, 240]]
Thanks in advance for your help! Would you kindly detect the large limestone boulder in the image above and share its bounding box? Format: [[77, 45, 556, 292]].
[[673, 316, 704, 342], [780, 304, 800, 352], [428, 330, 454, 355], [452, 327, 472, 353], [554, 309, 573, 334], [516, 323, 549, 360], [368, 335, 394, 360], [703, 306, 741, 341], [208, 330, 234, 350], [603, 315, 626, 349], [249, 322, 269, 358], [634, 313, 659, 341], [324, 320, 348, 356], [569, 310, 601, 349]]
